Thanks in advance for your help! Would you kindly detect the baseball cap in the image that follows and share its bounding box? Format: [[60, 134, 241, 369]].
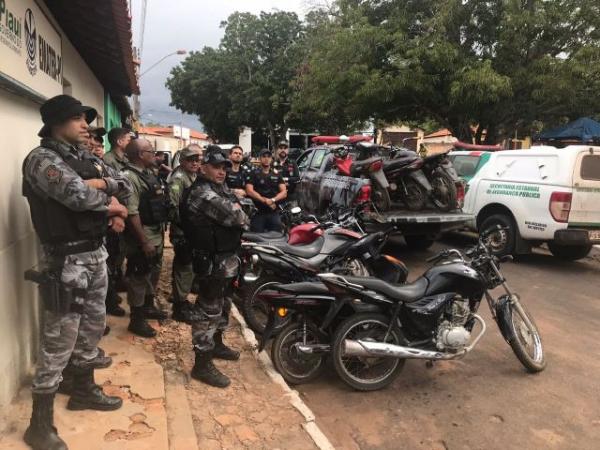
[[259, 149, 273, 157]]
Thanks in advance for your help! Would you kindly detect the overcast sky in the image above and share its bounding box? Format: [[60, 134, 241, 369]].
[[131, 0, 310, 130]]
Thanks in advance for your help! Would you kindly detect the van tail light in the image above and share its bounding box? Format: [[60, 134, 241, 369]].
[[355, 185, 372, 205], [456, 182, 465, 209], [549, 192, 572, 223], [369, 160, 383, 172]]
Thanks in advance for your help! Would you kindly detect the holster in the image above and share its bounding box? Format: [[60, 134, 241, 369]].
[[24, 269, 85, 314], [191, 250, 213, 277]]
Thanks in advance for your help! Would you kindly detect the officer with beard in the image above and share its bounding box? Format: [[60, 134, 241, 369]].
[[181, 146, 249, 387], [22, 95, 128, 449], [272, 140, 300, 204]]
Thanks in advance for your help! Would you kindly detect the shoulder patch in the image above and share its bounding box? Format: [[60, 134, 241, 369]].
[[45, 165, 62, 184]]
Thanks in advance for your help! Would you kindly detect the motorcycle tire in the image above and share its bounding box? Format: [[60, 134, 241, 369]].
[[242, 276, 291, 335], [399, 177, 428, 211], [372, 183, 392, 212], [332, 313, 406, 391], [429, 171, 458, 212], [271, 321, 327, 385], [506, 301, 547, 373]]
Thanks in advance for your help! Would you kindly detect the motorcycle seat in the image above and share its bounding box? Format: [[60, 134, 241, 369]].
[[340, 276, 429, 303], [243, 231, 287, 243], [383, 157, 419, 171], [276, 282, 331, 296], [271, 236, 325, 258]]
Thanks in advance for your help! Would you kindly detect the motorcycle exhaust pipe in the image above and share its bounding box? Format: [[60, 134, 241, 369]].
[[343, 314, 486, 360]]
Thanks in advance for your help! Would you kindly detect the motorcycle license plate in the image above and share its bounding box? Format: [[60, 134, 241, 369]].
[[589, 230, 600, 242]]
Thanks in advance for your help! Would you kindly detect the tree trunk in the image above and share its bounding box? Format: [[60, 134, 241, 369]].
[[484, 123, 498, 145]]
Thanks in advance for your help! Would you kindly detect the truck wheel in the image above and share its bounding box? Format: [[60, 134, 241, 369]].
[[547, 242, 592, 261], [480, 214, 516, 256], [404, 235, 434, 250]]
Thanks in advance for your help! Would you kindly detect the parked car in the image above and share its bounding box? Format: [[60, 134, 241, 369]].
[[462, 145, 600, 260]]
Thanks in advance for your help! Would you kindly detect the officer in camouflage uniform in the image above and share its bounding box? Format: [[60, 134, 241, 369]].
[[22, 95, 128, 450], [168, 145, 201, 322], [123, 138, 169, 338], [103, 127, 133, 317], [181, 146, 250, 388]]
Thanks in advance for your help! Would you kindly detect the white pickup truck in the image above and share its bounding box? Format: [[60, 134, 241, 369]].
[[462, 145, 600, 260]]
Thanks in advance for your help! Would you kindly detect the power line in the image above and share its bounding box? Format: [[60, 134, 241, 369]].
[[139, 0, 148, 60]]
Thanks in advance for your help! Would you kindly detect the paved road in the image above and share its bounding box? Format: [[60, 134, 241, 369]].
[[295, 234, 600, 450]]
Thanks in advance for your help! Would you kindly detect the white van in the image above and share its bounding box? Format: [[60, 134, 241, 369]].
[[463, 145, 600, 260]]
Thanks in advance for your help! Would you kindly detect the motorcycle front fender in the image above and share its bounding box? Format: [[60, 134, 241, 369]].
[[409, 169, 432, 191], [495, 294, 516, 343], [371, 169, 390, 189]]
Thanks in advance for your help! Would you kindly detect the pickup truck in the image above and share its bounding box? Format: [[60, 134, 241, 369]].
[[296, 146, 472, 249]]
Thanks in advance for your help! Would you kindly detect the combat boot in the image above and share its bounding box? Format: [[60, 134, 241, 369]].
[[128, 306, 156, 337], [213, 331, 240, 360], [66, 367, 123, 411], [191, 351, 231, 388], [142, 295, 168, 320], [57, 350, 112, 396], [23, 392, 68, 450], [171, 301, 195, 324]]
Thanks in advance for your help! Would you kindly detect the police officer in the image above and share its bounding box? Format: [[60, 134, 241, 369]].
[[103, 127, 133, 317], [225, 145, 252, 197], [169, 145, 201, 322], [272, 140, 300, 204], [87, 127, 106, 159], [22, 95, 128, 449], [123, 138, 169, 337], [181, 146, 249, 387], [104, 127, 132, 172], [246, 149, 287, 232]]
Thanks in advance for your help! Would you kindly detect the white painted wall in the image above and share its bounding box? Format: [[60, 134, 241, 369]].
[[0, 5, 105, 412]]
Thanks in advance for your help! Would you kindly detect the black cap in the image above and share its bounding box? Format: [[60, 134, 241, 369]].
[[88, 126, 106, 138], [259, 148, 273, 157], [203, 146, 232, 167], [38, 94, 97, 137]]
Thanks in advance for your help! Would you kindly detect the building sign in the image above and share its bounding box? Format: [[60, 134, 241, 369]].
[[0, 0, 62, 98]]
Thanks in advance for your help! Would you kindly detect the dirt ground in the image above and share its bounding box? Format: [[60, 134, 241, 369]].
[[152, 247, 317, 450], [292, 235, 600, 450]]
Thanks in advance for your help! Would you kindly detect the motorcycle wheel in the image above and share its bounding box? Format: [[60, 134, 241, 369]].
[[430, 171, 457, 212], [271, 321, 327, 385], [372, 183, 392, 212], [242, 276, 291, 335], [332, 313, 406, 391], [399, 177, 427, 211], [506, 301, 547, 372]]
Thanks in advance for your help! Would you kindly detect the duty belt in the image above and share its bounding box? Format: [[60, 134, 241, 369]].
[[46, 239, 103, 257]]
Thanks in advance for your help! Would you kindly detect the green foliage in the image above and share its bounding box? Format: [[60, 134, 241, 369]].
[[166, 11, 304, 143]]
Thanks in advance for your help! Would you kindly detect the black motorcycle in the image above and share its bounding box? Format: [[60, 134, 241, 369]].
[[420, 151, 462, 211], [317, 225, 546, 391], [256, 253, 408, 384]]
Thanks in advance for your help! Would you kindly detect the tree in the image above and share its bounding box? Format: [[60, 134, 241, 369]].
[[167, 11, 305, 143], [291, 0, 600, 143]]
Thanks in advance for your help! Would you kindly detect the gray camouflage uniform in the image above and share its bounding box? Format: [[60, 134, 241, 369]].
[[23, 139, 131, 394], [185, 178, 249, 352]]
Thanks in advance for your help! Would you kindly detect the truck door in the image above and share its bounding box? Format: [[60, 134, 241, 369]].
[[570, 149, 600, 231], [303, 148, 328, 213], [297, 150, 314, 210]]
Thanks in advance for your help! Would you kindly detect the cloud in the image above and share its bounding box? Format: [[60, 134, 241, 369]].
[[131, 0, 308, 132]]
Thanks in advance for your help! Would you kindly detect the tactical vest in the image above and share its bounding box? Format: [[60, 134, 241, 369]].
[[126, 165, 169, 226], [22, 140, 108, 245], [180, 180, 242, 255]]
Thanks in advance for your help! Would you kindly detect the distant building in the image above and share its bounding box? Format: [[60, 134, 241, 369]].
[[138, 125, 210, 154], [421, 128, 458, 154]]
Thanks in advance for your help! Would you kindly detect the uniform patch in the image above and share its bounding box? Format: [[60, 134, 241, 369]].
[[45, 165, 62, 183]]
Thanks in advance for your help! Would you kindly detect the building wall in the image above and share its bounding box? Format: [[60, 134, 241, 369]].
[[140, 133, 182, 154], [0, 6, 105, 411]]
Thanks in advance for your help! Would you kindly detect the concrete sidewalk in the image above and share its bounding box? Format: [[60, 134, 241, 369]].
[[0, 315, 170, 450], [0, 308, 323, 450]]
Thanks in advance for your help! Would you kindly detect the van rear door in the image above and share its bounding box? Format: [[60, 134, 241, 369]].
[[570, 149, 600, 231]]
